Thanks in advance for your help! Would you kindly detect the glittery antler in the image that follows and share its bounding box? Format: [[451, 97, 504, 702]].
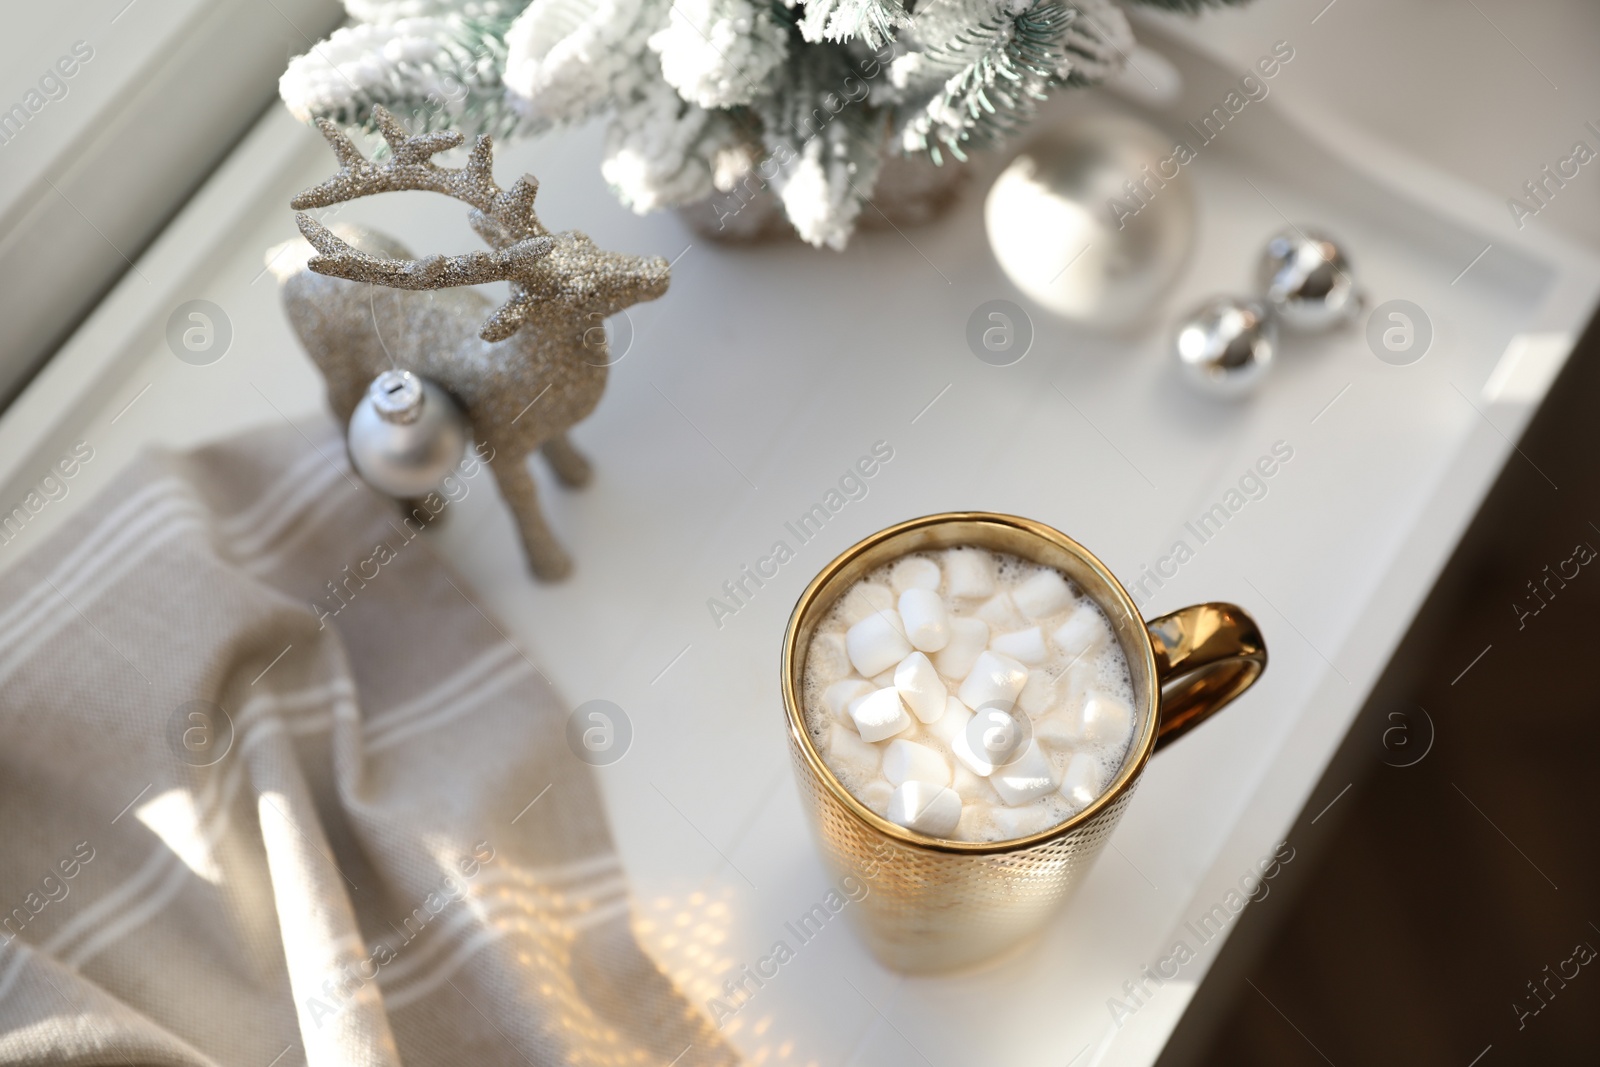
[[291, 105, 555, 342]]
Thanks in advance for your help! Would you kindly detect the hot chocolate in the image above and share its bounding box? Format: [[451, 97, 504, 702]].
[[802, 546, 1138, 842]]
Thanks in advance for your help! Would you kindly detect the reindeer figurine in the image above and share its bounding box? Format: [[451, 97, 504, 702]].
[[275, 105, 669, 579]]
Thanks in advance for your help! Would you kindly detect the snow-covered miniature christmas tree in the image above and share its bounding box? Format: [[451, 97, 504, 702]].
[[280, 0, 1244, 249]]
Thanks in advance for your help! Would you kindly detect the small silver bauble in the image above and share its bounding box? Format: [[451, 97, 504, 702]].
[[347, 369, 469, 498], [1173, 297, 1277, 398], [985, 112, 1196, 329], [1257, 228, 1363, 331]]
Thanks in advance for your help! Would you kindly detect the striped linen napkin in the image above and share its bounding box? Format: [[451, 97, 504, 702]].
[[0, 422, 736, 1067]]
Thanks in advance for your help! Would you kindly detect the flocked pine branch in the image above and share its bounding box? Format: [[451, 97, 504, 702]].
[[892, 0, 1073, 164], [502, 0, 660, 129], [757, 41, 889, 248], [280, 14, 527, 143], [602, 77, 763, 213], [797, 0, 909, 50], [1055, 0, 1135, 86], [648, 0, 790, 109], [280, 0, 1253, 249]]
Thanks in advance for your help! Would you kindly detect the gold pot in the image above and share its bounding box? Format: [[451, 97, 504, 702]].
[[781, 512, 1266, 973]]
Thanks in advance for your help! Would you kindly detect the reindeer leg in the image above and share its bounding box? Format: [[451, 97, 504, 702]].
[[490, 450, 572, 580], [541, 432, 593, 488]]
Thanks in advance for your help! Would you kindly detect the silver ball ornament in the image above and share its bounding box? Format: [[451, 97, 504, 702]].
[[347, 370, 469, 498], [985, 113, 1196, 329], [1257, 228, 1362, 331], [1173, 297, 1277, 398]]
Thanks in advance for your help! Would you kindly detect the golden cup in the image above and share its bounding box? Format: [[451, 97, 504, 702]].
[[781, 512, 1267, 974]]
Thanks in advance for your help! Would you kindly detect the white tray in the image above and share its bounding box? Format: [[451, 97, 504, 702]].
[[1, 25, 1595, 1067]]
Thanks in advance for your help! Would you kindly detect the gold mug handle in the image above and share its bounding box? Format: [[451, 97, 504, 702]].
[[1145, 602, 1267, 750]]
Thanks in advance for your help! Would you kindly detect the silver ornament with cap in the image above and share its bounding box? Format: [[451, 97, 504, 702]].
[[346, 369, 469, 498], [1258, 228, 1363, 331], [1172, 297, 1277, 398]]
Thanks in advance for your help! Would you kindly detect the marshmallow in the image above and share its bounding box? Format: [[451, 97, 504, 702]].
[[846, 610, 912, 677], [1059, 751, 1104, 809], [990, 801, 1058, 840], [839, 582, 896, 624], [1033, 712, 1077, 750], [925, 694, 974, 745], [944, 547, 995, 598], [1081, 691, 1134, 748], [894, 652, 947, 723], [990, 626, 1047, 666], [806, 631, 852, 682], [932, 617, 989, 679], [827, 724, 881, 780], [882, 739, 951, 788], [991, 741, 1057, 806], [849, 687, 912, 742], [951, 705, 1027, 776], [886, 781, 962, 836], [822, 679, 873, 723], [889, 555, 942, 593], [1054, 665, 1093, 720], [975, 592, 1026, 631], [897, 588, 950, 652], [1017, 669, 1059, 718], [861, 779, 893, 815], [806, 550, 1134, 842], [1052, 604, 1111, 661], [1013, 570, 1074, 618], [950, 726, 994, 777], [957, 651, 1030, 712]]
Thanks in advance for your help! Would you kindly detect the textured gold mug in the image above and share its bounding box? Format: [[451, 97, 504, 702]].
[[781, 512, 1267, 973]]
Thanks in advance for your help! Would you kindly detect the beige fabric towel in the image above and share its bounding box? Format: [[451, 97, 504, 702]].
[[0, 422, 736, 1067]]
